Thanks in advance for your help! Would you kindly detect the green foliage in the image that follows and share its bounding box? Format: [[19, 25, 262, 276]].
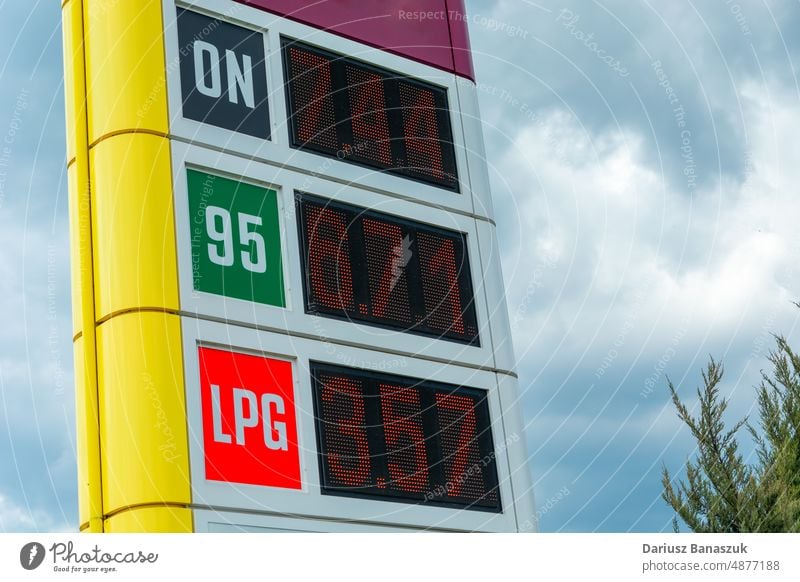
[[662, 339, 800, 532]]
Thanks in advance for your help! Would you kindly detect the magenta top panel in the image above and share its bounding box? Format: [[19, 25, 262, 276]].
[[235, 0, 475, 81]]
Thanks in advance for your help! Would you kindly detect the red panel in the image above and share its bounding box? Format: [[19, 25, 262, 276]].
[[198, 347, 301, 489], [236, 0, 475, 80], [445, 0, 475, 81]]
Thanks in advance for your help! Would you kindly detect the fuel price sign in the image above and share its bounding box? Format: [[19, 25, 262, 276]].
[[63, 0, 535, 533]]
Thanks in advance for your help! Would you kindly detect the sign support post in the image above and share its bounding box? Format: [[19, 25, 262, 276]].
[[63, 0, 192, 532]]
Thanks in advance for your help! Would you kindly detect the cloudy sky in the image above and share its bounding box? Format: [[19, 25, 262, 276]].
[[1, 0, 799, 533]]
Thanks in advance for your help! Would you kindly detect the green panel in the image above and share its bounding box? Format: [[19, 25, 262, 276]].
[[187, 169, 285, 307]]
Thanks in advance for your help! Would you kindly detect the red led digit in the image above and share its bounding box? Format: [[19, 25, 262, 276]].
[[417, 232, 466, 335], [305, 204, 355, 311], [399, 82, 445, 181], [346, 65, 393, 166], [378, 383, 429, 493], [320, 374, 372, 488], [288, 47, 338, 150], [435, 392, 494, 501], [362, 218, 412, 323]]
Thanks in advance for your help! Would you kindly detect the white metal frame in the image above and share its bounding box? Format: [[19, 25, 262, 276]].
[[195, 509, 411, 532]]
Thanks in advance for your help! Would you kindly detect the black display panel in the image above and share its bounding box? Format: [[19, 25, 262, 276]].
[[297, 194, 479, 345], [282, 38, 459, 191], [177, 8, 270, 139], [311, 363, 501, 512]]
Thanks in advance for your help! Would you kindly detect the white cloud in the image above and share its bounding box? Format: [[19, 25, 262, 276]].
[[0, 491, 73, 533], [0, 492, 40, 531], [0, 190, 76, 532], [0, 217, 74, 423], [499, 77, 800, 375], [489, 75, 800, 530]]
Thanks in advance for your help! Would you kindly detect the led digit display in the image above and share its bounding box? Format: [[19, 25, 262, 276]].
[[312, 363, 501, 511], [398, 80, 447, 184], [283, 39, 459, 191], [318, 374, 371, 489], [303, 203, 355, 312], [285, 45, 338, 151], [345, 64, 393, 167], [297, 194, 479, 345]]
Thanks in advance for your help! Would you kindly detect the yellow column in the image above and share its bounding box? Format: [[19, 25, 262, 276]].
[[63, 0, 103, 534], [62, 0, 192, 532]]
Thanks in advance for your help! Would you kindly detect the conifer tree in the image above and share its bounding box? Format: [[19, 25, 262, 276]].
[[662, 338, 800, 532]]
